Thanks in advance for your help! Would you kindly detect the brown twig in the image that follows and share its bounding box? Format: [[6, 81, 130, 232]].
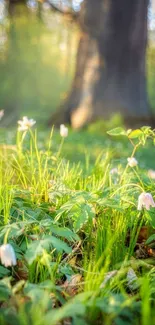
[[61, 240, 82, 264], [47, 1, 79, 20]]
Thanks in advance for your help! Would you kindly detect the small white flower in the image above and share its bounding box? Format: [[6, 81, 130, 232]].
[[60, 124, 68, 138], [110, 168, 118, 175], [137, 192, 155, 211], [18, 116, 36, 131], [0, 244, 17, 267], [0, 110, 4, 120], [127, 157, 138, 167], [148, 169, 155, 180]]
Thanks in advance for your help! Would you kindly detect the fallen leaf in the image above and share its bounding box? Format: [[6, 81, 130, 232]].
[[62, 274, 82, 296]]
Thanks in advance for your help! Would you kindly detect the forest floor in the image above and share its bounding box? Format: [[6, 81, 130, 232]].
[[0, 117, 155, 325]]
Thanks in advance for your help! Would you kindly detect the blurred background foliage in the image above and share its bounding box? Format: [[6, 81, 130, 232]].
[[0, 0, 155, 126], [0, 1, 80, 126]]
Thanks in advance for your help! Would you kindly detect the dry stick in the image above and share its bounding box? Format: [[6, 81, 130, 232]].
[[72, 265, 99, 274], [61, 240, 82, 264]]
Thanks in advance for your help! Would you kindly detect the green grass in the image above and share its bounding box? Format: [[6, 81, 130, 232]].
[[0, 6, 155, 324], [0, 121, 155, 324]]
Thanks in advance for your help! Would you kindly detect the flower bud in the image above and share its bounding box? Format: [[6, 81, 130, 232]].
[[138, 192, 155, 211], [127, 157, 138, 167], [60, 124, 68, 138], [148, 169, 155, 180], [0, 244, 17, 267]]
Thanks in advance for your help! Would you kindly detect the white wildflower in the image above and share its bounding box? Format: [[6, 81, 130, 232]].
[[18, 116, 36, 131], [127, 157, 138, 167], [127, 268, 138, 291], [148, 169, 155, 180], [0, 244, 17, 267], [138, 192, 155, 211], [110, 167, 118, 175], [0, 110, 4, 120], [60, 124, 68, 138]]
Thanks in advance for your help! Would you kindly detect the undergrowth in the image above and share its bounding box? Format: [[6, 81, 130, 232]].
[[0, 122, 155, 325]]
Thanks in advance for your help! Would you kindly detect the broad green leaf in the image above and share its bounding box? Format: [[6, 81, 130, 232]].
[[107, 127, 127, 136], [51, 226, 79, 241], [128, 129, 143, 139], [146, 210, 155, 228], [25, 240, 48, 264], [0, 223, 24, 239], [0, 266, 10, 278], [145, 234, 155, 245], [97, 198, 124, 211], [73, 203, 95, 232], [50, 236, 71, 254], [0, 285, 11, 301], [72, 317, 88, 325], [45, 301, 86, 325], [25, 235, 71, 264], [0, 278, 12, 301], [24, 281, 60, 302]]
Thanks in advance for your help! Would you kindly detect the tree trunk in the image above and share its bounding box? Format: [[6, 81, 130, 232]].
[[53, 0, 152, 128]]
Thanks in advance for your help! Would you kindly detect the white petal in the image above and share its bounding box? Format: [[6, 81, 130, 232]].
[[127, 157, 138, 167], [110, 168, 118, 175], [60, 124, 68, 137], [17, 116, 36, 130], [137, 192, 155, 211], [148, 169, 155, 180], [0, 244, 17, 267]]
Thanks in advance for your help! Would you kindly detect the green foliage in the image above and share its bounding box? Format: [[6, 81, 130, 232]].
[[55, 191, 96, 232], [0, 5, 78, 126], [25, 235, 72, 264], [107, 127, 127, 136], [0, 124, 155, 325]]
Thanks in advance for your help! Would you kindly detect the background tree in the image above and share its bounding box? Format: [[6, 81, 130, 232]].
[[52, 0, 152, 128]]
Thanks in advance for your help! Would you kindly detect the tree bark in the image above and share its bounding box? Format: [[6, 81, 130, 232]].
[[53, 0, 152, 128]]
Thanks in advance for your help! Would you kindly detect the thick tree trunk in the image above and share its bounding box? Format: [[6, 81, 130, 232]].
[[53, 0, 151, 128]]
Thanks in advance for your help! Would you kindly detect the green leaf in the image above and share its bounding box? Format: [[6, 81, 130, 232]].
[[25, 240, 48, 264], [24, 281, 60, 302], [97, 198, 124, 211], [0, 278, 12, 301], [128, 129, 143, 139], [146, 210, 155, 228], [145, 234, 155, 245], [25, 235, 71, 264], [0, 223, 24, 239], [73, 203, 95, 232], [107, 127, 127, 136], [0, 265, 10, 278], [51, 226, 79, 241], [141, 126, 151, 133], [50, 236, 71, 254], [45, 301, 86, 325]]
